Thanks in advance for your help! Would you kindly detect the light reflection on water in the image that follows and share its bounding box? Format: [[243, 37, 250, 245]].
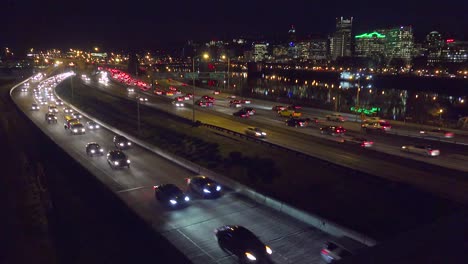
[[226, 73, 467, 122]]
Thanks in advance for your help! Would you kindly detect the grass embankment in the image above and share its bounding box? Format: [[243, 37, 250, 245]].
[[57, 78, 461, 240]]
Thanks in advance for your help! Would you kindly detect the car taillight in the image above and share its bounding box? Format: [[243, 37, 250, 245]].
[[321, 249, 329, 255]]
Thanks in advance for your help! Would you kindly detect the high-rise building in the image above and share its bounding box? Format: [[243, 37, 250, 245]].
[[378, 26, 414, 64], [330, 17, 353, 60], [272, 44, 289, 62], [288, 25, 298, 59], [354, 31, 386, 59], [310, 38, 328, 61], [288, 25, 296, 43], [296, 41, 310, 60], [253, 42, 269, 62]]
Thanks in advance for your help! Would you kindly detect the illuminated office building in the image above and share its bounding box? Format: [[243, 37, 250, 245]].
[[354, 31, 386, 59], [330, 17, 353, 60]]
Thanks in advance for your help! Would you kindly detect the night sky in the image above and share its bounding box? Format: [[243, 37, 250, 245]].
[[2, 0, 467, 52]]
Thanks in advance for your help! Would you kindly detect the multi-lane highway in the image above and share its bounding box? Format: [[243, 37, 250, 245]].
[[12, 72, 342, 264], [76, 70, 468, 203]]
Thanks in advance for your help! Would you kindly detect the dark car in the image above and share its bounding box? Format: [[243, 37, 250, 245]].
[[201, 95, 215, 102], [45, 113, 58, 124], [245, 127, 267, 138], [86, 142, 104, 156], [286, 118, 308, 127], [187, 175, 222, 198], [233, 110, 249, 118], [342, 137, 373, 147], [271, 105, 286, 111], [196, 100, 214, 107], [320, 126, 346, 136], [215, 225, 273, 263], [153, 184, 190, 207], [71, 112, 83, 119], [113, 135, 132, 149], [106, 150, 130, 168], [241, 107, 256, 115], [86, 121, 100, 130]]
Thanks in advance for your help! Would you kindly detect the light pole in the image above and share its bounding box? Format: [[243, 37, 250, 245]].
[[136, 90, 141, 134], [221, 55, 231, 90], [191, 53, 209, 123], [439, 109, 443, 122]]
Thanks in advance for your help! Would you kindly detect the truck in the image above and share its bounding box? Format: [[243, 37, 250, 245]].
[[278, 109, 302, 117]]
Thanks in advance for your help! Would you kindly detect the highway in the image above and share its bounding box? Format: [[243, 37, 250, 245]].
[[12, 73, 336, 264], [78, 70, 468, 203]]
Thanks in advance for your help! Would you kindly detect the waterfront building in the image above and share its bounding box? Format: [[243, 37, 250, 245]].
[[378, 26, 414, 64], [354, 31, 386, 60], [330, 17, 353, 60], [440, 39, 468, 63], [310, 38, 328, 61]]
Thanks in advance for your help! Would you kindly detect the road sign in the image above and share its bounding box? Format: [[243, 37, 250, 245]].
[[184, 72, 199, 79], [209, 72, 225, 80]]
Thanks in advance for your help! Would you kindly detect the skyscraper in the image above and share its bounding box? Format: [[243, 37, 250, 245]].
[[330, 17, 353, 60], [354, 31, 386, 61], [378, 26, 414, 64]]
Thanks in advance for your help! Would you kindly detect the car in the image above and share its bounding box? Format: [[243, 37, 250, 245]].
[[31, 103, 40, 111], [213, 90, 220, 95], [286, 118, 308, 127], [240, 99, 251, 104], [185, 93, 193, 99], [326, 113, 345, 122], [187, 175, 222, 198], [45, 113, 57, 123], [86, 142, 104, 156], [245, 127, 267, 138], [288, 104, 301, 110], [278, 109, 302, 117], [138, 97, 148, 102], [24, 82, 30, 87], [64, 116, 80, 129], [229, 100, 242, 108], [70, 123, 86, 135], [38, 100, 48, 105], [154, 89, 163, 95], [320, 126, 346, 136], [175, 96, 185, 102], [153, 184, 190, 207], [127, 87, 135, 92], [233, 110, 249, 118], [361, 120, 391, 132], [71, 112, 83, 119], [196, 100, 213, 107], [419, 128, 455, 138], [272, 105, 286, 111], [113, 135, 132, 149], [401, 145, 440, 157], [241, 107, 256, 115], [86, 121, 100, 130], [21, 87, 28, 92], [55, 100, 64, 106], [342, 137, 373, 147], [201, 95, 215, 102], [63, 107, 74, 114], [215, 225, 273, 263], [320, 237, 367, 263], [172, 100, 185, 107], [182, 95, 191, 100], [107, 150, 130, 168]]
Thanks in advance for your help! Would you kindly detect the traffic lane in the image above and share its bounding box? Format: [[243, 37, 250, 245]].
[[46, 78, 336, 263], [120, 188, 329, 264], [81, 78, 468, 200]]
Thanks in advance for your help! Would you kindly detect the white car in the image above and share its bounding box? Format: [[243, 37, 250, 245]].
[[245, 127, 267, 138], [127, 87, 135, 92], [326, 113, 346, 122], [401, 145, 440, 157], [86, 121, 100, 130], [172, 100, 184, 107], [56, 100, 64, 106], [138, 97, 148, 102], [63, 107, 74, 113], [31, 103, 40, 111]]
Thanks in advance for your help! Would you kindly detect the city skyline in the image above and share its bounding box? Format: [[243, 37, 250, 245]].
[[1, 0, 467, 51]]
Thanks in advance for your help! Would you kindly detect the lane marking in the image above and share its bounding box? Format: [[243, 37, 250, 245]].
[[117, 186, 147, 193]]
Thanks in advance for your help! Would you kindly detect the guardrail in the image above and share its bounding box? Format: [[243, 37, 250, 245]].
[[52, 76, 378, 247]]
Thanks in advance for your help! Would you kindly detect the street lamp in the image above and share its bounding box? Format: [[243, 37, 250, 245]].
[[191, 53, 209, 123], [439, 109, 443, 121], [221, 55, 231, 90]]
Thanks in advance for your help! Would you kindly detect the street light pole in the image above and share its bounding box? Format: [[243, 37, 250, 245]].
[[191, 53, 209, 123]]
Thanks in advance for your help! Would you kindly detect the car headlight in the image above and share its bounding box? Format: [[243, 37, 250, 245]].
[[91, 150, 95, 153], [73, 129, 78, 132], [261, 132, 267, 135], [203, 188, 211, 194], [216, 186, 221, 191], [169, 199, 177, 205], [127, 160, 130, 164], [245, 252, 256, 261], [114, 161, 119, 165], [99, 148, 104, 152], [119, 143, 124, 146], [266, 246, 273, 255], [127, 142, 131, 145], [255, 132, 261, 136], [81, 129, 85, 132], [184, 196, 190, 201], [89, 126, 94, 129], [95, 125, 100, 128]]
